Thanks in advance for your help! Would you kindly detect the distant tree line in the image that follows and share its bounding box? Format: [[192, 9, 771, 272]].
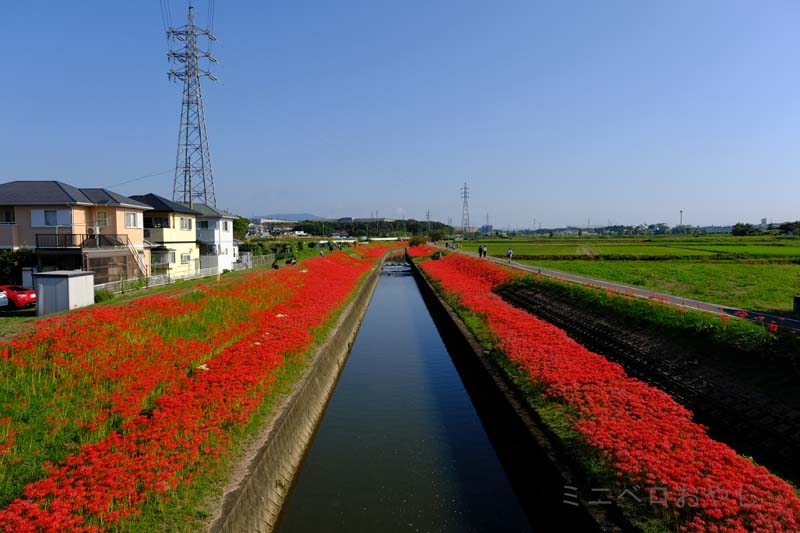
[[293, 219, 451, 237], [731, 221, 800, 236]]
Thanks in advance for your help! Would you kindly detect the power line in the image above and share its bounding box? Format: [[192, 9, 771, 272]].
[[105, 168, 175, 189]]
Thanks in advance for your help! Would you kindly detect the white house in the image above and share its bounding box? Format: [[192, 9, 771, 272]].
[[180, 203, 238, 272]]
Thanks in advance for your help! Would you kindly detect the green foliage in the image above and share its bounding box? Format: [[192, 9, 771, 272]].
[[93, 288, 115, 303], [0, 249, 35, 285], [409, 235, 427, 247], [233, 216, 250, 240], [293, 219, 451, 238], [732, 223, 763, 236], [428, 229, 445, 242]]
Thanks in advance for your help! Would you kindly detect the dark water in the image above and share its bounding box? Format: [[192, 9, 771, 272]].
[[275, 267, 532, 532]]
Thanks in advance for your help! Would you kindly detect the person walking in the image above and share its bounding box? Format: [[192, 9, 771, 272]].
[[506, 247, 513, 262]]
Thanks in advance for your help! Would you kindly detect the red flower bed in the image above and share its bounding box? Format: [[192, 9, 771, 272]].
[[356, 241, 408, 258], [0, 252, 373, 532], [421, 253, 800, 532], [406, 244, 438, 257]]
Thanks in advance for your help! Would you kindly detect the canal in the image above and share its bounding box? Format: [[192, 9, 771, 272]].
[[275, 261, 533, 532]]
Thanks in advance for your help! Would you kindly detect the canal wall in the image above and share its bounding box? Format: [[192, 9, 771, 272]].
[[409, 257, 634, 533], [208, 254, 390, 533]]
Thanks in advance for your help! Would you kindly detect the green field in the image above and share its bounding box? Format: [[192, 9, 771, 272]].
[[467, 236, 800, 314], [530, 260, 800, 313], [466, 237, 800, 259]]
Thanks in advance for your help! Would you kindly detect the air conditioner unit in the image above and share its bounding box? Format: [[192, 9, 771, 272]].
[[87, 226, 100, 235], [87, 227, 95, 235]]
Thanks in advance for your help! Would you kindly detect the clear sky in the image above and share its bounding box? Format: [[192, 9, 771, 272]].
[[1, 1, 798, 228]]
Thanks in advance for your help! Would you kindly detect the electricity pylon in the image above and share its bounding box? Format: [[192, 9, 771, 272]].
[[168, 2, 218, 207]]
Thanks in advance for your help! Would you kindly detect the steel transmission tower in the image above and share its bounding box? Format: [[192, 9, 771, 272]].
[[168, 2, 218, 207], [460, 182, 471, 239]]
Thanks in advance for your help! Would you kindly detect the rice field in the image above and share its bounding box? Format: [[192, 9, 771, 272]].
[[467, 236, 800, 313]]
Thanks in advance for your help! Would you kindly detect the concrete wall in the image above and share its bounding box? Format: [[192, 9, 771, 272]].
[[208, 256, 385, 533]]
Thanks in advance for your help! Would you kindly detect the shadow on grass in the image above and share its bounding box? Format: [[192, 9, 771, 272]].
[[0, 307, 37, 318]]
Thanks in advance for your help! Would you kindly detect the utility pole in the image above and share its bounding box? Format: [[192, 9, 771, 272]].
[[460, 182, 471, 240], [168, 1, 218, 208], [426, 209, 431, 234]]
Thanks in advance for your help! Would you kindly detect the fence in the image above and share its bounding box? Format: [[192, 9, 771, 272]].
[[94, 254, 283, 295], [94, 266, 226, 295], [247, 253, 277, 267]]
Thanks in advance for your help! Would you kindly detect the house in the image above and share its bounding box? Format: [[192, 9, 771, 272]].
[[0, 180, 152, 283], [130, 193, 202, 278], [179, 203, 238, 271]]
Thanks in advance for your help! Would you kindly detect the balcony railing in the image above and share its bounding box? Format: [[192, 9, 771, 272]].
[[36, 233, 131, 249]]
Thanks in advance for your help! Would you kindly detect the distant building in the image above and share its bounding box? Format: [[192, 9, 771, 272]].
[[249, 217, 295, 236], [699, 226, 733, 234], [478, 224, 493, 234]]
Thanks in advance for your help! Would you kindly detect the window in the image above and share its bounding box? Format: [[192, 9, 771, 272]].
[[0, 208, 14, 224], [31, 209, 70, 227], [125, 212, 142, 229], [96, 212, 108, 228], [222, 221, 229, 231], [181, 253, 191, 264], [199, 220, 209, 230], [153, 251, 175, 265], [180, 217, 193, 230], [144, 216, 169, 229]]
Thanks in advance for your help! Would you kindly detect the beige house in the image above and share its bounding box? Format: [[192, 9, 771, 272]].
[[0, 181, 152, 283], [130, 193, 201, 278]]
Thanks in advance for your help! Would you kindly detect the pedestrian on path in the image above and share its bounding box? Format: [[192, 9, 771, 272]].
[[506, 248, 513, 262]]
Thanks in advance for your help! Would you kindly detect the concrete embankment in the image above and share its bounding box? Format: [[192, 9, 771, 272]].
[[409, 257, 632, 533], [208, 254, 387, 533]]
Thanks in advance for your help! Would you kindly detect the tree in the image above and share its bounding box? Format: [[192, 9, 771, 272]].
[[233, 216, 250, 240], [428, 229, 444, 242], [732, 223, 757, 236], [0, 249, 35, 285]]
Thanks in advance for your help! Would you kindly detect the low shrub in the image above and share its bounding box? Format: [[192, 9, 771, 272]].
[[94, 288, 115, 303]]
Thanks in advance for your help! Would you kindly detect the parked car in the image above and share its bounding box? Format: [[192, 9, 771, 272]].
[[0, 285, 37, 308], [0, 289, 7, 309]]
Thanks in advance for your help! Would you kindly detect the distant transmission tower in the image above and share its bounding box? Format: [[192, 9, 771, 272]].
[[168, 1, 218, 207], [460, 182, 471, 239], [426, 209, 431, 234]]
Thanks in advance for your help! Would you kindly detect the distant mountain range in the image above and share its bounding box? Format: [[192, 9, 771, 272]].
[[254, 213, 322, 221]]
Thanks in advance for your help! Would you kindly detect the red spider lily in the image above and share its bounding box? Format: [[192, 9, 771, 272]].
[[0, 252, 375, 531], [356, 242, 408, 259], [421, 254, 800, 532], [406, 244, 438, 257]]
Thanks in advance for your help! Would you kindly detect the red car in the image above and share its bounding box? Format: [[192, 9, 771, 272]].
[[0, 285, 37, 308]]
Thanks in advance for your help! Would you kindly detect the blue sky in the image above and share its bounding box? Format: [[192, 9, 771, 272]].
[[1, 1, 798, 228]]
